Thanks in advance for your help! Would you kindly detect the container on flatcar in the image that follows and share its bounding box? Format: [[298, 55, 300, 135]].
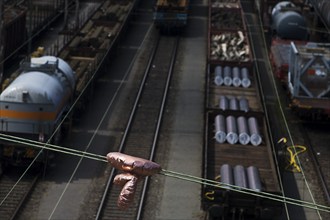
[[269, 39, 307, 82], [287, 42, 330, 119]]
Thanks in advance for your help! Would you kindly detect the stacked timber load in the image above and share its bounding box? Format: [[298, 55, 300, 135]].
[[57, 0, 135, 111]]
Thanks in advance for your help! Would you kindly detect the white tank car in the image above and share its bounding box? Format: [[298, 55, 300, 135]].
[[0, 56, 75, 144]]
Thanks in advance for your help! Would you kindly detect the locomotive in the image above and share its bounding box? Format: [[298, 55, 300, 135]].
[[153, 0, 189, 33], [0, 56, 75, 166]]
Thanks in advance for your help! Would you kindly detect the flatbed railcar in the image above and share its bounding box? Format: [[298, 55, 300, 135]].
[[202, 1, 282, 219], [153, 0, 189, 32], [0, 0, 136, 167]]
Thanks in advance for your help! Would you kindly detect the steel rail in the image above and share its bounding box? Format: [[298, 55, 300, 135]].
[[95, 35, 179, 219]]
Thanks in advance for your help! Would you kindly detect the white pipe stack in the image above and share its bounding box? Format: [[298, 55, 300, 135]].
[[232, 66, 241, 87], [248, 117, 262, 146], [215, 115, 226, 143], [241, 67, 251, 88], [214, 66, 224, 86], [219, 96, 228, 111], [237, 116, 250, 145], [223, 66, 232, 86], [220, 164, 234, 189], [226, 115, 238, 144]]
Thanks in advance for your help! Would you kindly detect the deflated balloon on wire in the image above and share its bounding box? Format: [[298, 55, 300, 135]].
[[106, 152, 161, 210]]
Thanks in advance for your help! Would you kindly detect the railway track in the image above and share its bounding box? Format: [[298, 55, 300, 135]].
[[241, 0, 330, 219], [0, 169, 39, 219], [95, 35, 179, 219], [298, 121, 330, 217]]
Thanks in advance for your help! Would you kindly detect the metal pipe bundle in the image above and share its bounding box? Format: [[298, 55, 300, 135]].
[[246, 166, 262, 191], [232, 67, 241, 87], [223, 66, 232, 86], [248, 117, 262, 146], [226, 115, 238, 144], [214, 66, 224, 86], [220, 164, 233, 189], [241, 67, 251, 88], [239, 97, 249, 112], [237, 116, 250, 145], [233, 165, 248, 188], [219, 96, 228, 110], [215, 115, 226, 143], [229, 97, 239, 110]]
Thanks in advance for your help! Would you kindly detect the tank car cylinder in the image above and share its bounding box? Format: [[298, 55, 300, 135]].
[[214, 66, 224, 86], [233, 165, 248, 188], [219, 96, 228, 111], [226, 115, 238, 144], [246, 166, 262, 191], [220, 164, 233, 189], [215, 115, 226, 144], [241, 67, 251, 88], [237, 116, 250, 145], [223, 66, 232, 86], [248, 117, 262, 146], [232, 67, 241, 87], [239, 97, 249, 112], [229, 97, 239, 110]]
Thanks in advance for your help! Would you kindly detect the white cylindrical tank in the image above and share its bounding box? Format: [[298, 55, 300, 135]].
[[0, 56, 75, 134], [272, 1, 308, 40]]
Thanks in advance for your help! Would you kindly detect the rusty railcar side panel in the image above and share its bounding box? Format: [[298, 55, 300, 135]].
[[3, 6, 27, 59]]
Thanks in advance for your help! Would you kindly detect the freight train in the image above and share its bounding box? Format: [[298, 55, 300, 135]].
[[1, 0, 73, 65], [0, 0, 136, 167], [267, 1, 330, 119], [153, 0, 189, 33], [202, 1, 283, 219]]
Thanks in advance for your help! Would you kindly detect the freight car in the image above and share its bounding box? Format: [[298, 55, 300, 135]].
[[0, 0, 136, 167], [268, 1, 330, 119], [153, 0, 189, 33], [2, 5, 27, 62], [1, 0, 73, 67], [287, 42, 330, 119], [202, 1, 283, 219]]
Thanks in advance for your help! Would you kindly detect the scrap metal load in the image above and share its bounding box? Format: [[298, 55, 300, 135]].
[[208, 0, 251, 65], [203, 0, 282, 219], [153, 0, 189, 32]]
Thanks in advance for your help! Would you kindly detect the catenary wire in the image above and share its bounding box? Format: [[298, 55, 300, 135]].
[[47, 20, 155, 219], [1, 2, 327, 217], [252, 4, 323, 219], [1, 132, 330, 214]]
